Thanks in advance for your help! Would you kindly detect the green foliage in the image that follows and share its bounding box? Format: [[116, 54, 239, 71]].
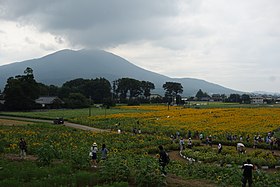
[[36, 142, 62, 166], [0, 107, 145, 120], [163, 82, 183, 99], [3, 67, 40, 111], [181, 145, 279, 168], [195, 89, 209, 100], [60, 78, 112, 104], [0, 159, 103, 187], [133, 156, 165, 186], [95, 182, 129, 187], [64, 92, 90, 108], [99, 154, 164, 186], [0, 139, 9, 153]]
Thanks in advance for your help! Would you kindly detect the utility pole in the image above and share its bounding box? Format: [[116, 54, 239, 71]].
[[89, 96, 91, 117]]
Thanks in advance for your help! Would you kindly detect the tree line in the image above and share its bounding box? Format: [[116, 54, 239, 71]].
[[0, 68, 184, 111]]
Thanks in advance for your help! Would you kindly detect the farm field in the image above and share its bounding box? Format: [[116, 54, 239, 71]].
[[1, 105, 280, 186], [72, 105, 280, 141], [0, 106, 148, 120]]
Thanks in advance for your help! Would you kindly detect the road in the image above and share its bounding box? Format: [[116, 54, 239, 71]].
[[0, 115, 108, 132]]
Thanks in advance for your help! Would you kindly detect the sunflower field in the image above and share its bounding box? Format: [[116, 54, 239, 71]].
[[1, 105, 280, 186]]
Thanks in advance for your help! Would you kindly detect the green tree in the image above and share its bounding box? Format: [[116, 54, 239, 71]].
[[195, 89, 209, 100], [163, 82, 183, 104], [60, 78, 112, 104], [3, 67, 40, 110], [227, 94, 240, 103], [64, 93, 89, 109], [141, 81, 155, 99], [84, 78, 112, 103], [241, 94, 250, 104], [115, 78, 143, 102]]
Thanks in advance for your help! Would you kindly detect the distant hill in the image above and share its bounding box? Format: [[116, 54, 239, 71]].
[[0, 49, 241, 96]]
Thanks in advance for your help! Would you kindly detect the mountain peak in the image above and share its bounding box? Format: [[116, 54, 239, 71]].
[[0, 49, 240, 96]]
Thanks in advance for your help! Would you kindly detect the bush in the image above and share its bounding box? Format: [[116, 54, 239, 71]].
[[36, 143, 61, 166]]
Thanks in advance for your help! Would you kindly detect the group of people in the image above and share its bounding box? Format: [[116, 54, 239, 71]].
[[89, 142, 109, 168], [226, 132, 280, 150], [158, 144, 255, 186], [179, 137, 193, 151], [19, 135, 255, 185], [18, 137, 109, 168]]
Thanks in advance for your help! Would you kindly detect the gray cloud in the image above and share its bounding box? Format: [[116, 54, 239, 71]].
[[0, 0, 181, 48], [1, 0, 280, 92]]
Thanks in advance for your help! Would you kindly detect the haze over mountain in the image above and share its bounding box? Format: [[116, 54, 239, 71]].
[[0, 49, 241, 96]]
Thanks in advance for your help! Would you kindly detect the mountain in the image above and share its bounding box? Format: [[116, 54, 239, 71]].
[[0, 49, 241, 96]]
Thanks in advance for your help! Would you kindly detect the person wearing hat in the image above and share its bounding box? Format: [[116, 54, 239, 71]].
[[90, 142, 98, 168]]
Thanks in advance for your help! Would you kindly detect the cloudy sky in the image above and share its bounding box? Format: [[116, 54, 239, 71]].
[[0, 0, 280, 93]]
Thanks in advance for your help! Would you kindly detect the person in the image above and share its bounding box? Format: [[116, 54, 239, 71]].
[[179, 137, 185, 151], [158, 145, 169, 176], [242, 159, 254, 187], [90, 142, 98, 168], [208, 135, 212, 147], [187, 138, 192, 149], [199, 133, 203, 141], [246, 135, 250, 142], [101, 144, 108, 160], [253, 138, 258, 149], [217, 143, 222, 154], [19, 138, 27, 159], [133, 127, 137, 134], [237, 143, 246, 154]]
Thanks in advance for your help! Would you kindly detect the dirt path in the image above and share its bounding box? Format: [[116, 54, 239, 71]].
[[0, 115, 108, 132], [166, 174, 216, 187], [3, 153, 37, 161]]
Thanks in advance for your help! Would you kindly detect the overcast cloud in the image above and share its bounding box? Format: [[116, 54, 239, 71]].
[[0, 0, 280, 93]]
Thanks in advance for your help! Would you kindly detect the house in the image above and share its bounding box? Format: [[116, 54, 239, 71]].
[[35, 96, 64, 108], [251, 96, 264, 104], [149, 94, 162, 99], [211, 94, 222, 102]]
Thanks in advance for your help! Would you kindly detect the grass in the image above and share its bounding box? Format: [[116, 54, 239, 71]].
[[0, 107, 145, 120], [0, 158, 102, 187]]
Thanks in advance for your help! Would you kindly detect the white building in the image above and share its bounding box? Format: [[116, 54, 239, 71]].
[[251, 97, 264, 104]]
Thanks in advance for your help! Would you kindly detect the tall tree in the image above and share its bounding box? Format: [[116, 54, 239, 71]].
[[115, 78, 143, 101], [163, 82, 183, 104], [3, 67, 39, 110], [60, 78, 111, 104], [141, 81, 155, 99], [84, 78, 112, 103], [241, 94, 250, 104], [227, 94, 241, 103], [163, 82, 183, 96], [64, 93, 89, 109], [195, 89, 209, 100]]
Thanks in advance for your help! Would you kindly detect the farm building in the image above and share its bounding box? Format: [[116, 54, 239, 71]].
[[35, 96, 64, 108]]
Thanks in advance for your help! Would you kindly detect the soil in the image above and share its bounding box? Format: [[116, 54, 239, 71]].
[[0, 118, 32, 126], [166, 174, 216, 187], [4, 153, 37, 161]]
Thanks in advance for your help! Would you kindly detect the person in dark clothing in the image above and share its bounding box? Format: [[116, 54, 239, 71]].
[[19, 138, 27, 159], [158, 145, 169, 176], [242, 159, 254, 187]]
